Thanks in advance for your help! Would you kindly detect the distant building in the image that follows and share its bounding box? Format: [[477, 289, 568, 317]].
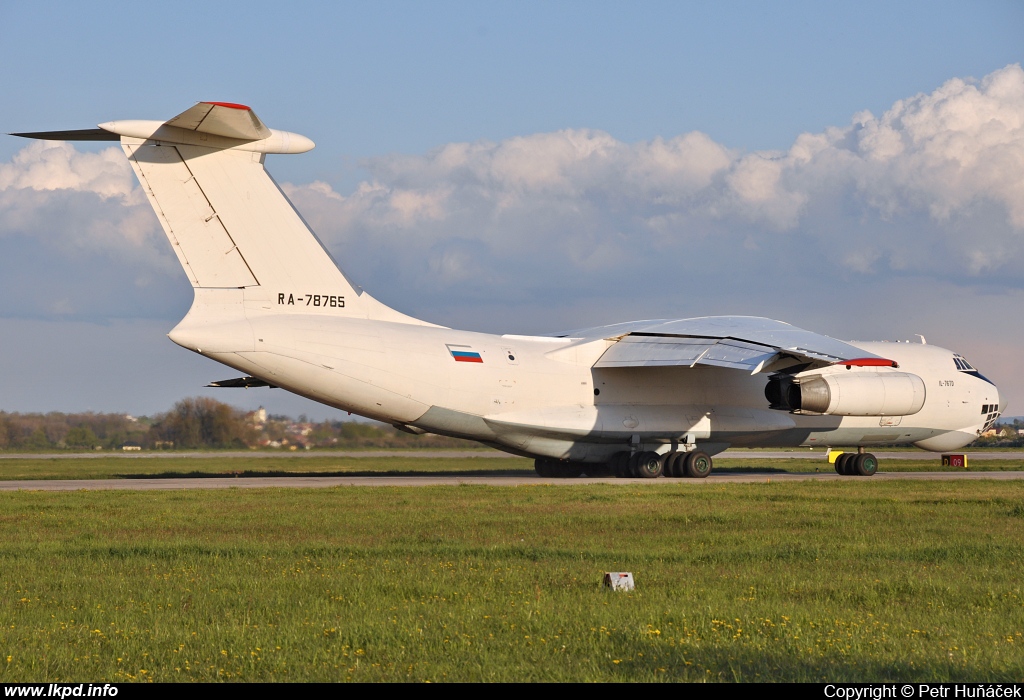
[[122, 442, 142, 451]]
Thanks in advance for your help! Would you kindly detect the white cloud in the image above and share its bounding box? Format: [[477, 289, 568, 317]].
[[0, 140, 138, 201], [278, 63, 1024, 298], [0, 140, 181, 320], [843, 66, 1024, 226], [0, 140, 166, 259], [4, 64, 1024, 323], [2, 66, 1023, 412]]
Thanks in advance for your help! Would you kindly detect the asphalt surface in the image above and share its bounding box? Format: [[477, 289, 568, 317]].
[[2, 470, 1023, 492], [0, 450, 512, 460], [2, 450, 1023, 460]]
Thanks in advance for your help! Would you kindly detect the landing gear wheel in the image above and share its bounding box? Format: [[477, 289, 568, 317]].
[[612, 452, 632, 478], [627, 452, 642, 477], [635, 451, 663, 478], [835, 453, 848, 475], [541, 461, 583, 478], [837, 453, 855, 475], [853, 453, 878, 476], [664, 452, 684, 478], [684, 451, 713, 478]]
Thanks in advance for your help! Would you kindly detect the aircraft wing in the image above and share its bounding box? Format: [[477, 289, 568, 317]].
[[557, 316, 891, 373]]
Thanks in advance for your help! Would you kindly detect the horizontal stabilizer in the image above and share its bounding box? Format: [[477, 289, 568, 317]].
[[10, 128, 119, 141], [206, 376, 277, 389], [165, 102, 272, 140]]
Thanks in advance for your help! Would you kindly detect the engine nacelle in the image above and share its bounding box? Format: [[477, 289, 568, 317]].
[[767, 371, 927, 416]]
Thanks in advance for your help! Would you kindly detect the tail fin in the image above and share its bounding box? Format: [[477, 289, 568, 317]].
[[15, 102, 426, 325]]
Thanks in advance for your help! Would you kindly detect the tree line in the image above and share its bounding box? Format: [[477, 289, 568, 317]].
[[4, 398, 1019, 451], [0, 397, 467, 451]]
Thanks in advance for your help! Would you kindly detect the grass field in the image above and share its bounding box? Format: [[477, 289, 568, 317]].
[[1, 479, 1023, 682], [0, 453, 1021, 481], [0, 455, 527, 481]]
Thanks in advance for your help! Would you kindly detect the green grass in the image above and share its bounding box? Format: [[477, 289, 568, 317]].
[[0, 456, 529, 481], [0, 454, 1019, 481], [1, 481, 1023, 681]]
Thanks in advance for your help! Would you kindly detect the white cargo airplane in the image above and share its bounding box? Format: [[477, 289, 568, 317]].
[[14, 103, 1006, 478]]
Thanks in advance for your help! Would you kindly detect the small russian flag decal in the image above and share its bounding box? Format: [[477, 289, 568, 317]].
[[446, 344, 483, 363]]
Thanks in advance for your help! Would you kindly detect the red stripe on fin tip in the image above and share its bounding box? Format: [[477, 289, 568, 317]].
[[202, 101, 251, 110]]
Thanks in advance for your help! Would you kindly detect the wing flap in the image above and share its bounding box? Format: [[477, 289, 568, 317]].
[[697, 339, 779, 370], [595, 335, 778, 370], [590, 317, 889, 372], [595, 336, 715, 367]]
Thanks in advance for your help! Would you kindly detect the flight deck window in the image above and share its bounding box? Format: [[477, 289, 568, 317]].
[[953, 355, 976, 372]]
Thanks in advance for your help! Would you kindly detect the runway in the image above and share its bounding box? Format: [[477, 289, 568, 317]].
[[0, 449, 513, 460], [2, 450, 1023, 460], [2, 470, 1023, 492]]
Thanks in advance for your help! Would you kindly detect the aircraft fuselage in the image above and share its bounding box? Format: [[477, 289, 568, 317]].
[[174, 305, 1001, 462]]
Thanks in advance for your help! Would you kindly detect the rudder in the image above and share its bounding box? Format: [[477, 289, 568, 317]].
[[124, 141, 351, 297]]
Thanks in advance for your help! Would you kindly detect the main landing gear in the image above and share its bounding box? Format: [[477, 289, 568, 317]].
[[609, 450, 714, 478], [533, 451, 713, 479], [533, 459, 584, 478], [834, 452, 878, 476]]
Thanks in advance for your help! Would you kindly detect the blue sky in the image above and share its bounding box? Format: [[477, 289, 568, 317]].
[[1, 1, 1022, 420]]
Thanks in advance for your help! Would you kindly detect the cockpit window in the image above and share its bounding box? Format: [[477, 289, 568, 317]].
[[952, 353, 995, 385], [953, 354, 976, 371]]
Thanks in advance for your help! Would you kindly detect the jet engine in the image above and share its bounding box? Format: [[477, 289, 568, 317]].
[[766, 371, 926, 416]]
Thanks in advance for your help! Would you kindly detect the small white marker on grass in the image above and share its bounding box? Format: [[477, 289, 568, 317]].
[[604, 572, 635, 591]]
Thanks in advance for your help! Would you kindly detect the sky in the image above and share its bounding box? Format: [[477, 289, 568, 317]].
[[0, 1, 1022, 421]]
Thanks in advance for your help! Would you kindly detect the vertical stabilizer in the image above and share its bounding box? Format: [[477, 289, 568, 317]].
[[17, 102, 430, 325]]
